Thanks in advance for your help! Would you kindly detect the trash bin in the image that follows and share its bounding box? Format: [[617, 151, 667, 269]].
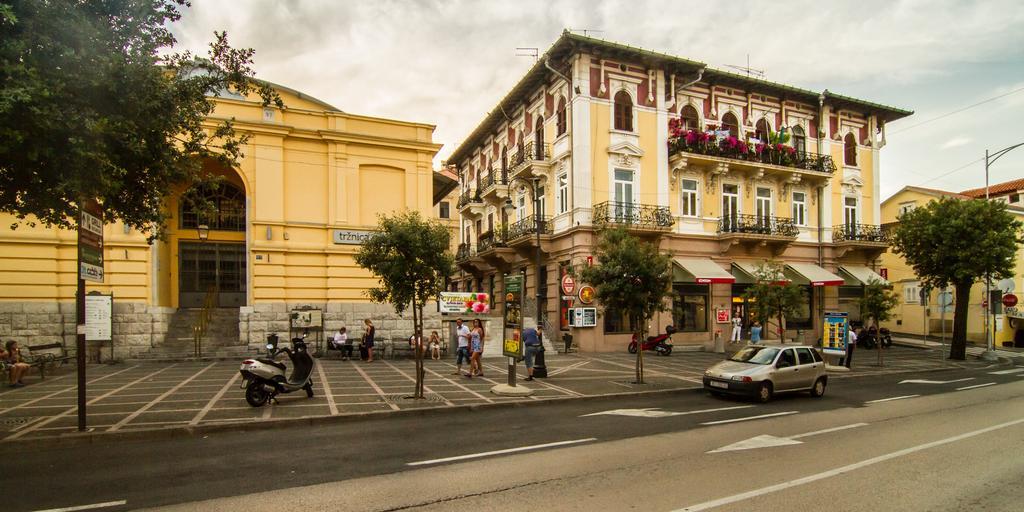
[[533, 347, 548, 378], [563, 333, 574, 353]]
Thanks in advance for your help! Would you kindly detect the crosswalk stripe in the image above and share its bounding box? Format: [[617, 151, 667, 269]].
[[988, 368, 1024, 375]]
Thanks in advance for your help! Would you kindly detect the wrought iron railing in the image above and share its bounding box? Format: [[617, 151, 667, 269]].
[[455, 243, 474, 262], [506, 215, 552, 241], [833, 223, 887, 243], [477, 229, 507, 252], [457, 190, 481, 208], [479, 166, 508, 192], [508, 141, 551, 171], [668, 133, 836, 174], [592, 201, 674, 230], [718, 214, 800, 237]]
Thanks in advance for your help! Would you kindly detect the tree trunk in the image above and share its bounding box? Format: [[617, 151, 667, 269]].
[[412, 295, 424, 399], [950, 281, 971, 360], [778, 305, 785, 343], [635, 314, 645, 384]]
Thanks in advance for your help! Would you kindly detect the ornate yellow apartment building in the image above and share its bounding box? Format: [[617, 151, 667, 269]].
[[0, 83, 456, 359], [450, 32, 912, 352]]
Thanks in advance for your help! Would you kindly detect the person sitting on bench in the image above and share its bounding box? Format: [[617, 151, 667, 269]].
[[332, 327, 353, 360], [2, 340, 30, 388]]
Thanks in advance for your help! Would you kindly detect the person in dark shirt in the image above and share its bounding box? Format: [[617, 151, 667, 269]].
[[521, 322, 542, 381]]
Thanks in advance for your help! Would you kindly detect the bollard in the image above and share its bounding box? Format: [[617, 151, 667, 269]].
[[714, 329, 724, 353], [533, 346, 548, 378]]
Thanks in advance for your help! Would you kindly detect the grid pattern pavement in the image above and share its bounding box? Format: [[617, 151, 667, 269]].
[[0, 344, 993, 440]]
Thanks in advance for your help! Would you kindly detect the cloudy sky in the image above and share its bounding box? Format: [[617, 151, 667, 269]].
[[170, 0, 1024, 201]]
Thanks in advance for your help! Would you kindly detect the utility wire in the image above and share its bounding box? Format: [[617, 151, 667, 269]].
[[889, 85, 1024, 135]]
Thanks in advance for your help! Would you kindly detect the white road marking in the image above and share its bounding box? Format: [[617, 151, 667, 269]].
[[422, 365, 493, 403], [865, 395, 920, 404], [700, 411, 799, 425], [406, 438, 597, 466], [314, 360, 339, 415], [957, 382, 997, 391], [708, 423, 868, 453], [581, 405, 752, 418], [189, 372, 239, 426], [676, 416, 1024, 511], [481, 362, 584, 397], [30, 500, 127, 512], [988, 368, 1024, 375], [548, 360, 590, 376], [899, 377, 974, 385], [108, 363, 216, 431]]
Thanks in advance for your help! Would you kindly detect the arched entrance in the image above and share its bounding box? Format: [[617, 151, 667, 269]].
[[175, 170, 248, 308]]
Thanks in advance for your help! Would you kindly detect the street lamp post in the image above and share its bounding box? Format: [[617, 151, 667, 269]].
[[982, 142, 1024, 361], [502, 176, 544, 388]]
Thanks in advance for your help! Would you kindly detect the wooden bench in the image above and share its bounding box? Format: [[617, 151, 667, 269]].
[[24, 342, 72, 379], [388, 340, 448, 359]]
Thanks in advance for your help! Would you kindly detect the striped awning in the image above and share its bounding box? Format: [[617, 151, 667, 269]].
[[673, 258, 735, 284]]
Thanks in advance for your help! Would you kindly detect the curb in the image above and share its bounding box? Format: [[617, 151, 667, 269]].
[[2, 383, 704, 450]]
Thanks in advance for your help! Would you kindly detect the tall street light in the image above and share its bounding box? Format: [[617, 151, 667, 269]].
[[982, 142, 1024, 360], [502, 176, 543, 388]]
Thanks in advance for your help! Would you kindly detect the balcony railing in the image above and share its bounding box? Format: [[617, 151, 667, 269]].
[[668, 131, 837, 174], [477, 229, 507, 252], [479, 166, 508, 193], [506, 215, 552, 241], [833, 223, 887, 243], [508, 141, 551, 171], [718, 214, 800, 237], [455, 243, 474, 262], [457, 190, 481, 209], [593, 201, 674, 230]]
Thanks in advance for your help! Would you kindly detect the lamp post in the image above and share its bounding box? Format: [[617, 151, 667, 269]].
[[981, 143, 1024, 360], [501, 176, 543, 388]]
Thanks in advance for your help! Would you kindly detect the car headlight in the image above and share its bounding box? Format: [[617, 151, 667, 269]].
[[704, 370, 712, 376]]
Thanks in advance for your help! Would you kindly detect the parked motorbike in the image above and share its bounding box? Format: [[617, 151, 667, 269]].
[[239, 333, 315, 407], [628, 325, 676, 356], [858, 326, 892, 349]]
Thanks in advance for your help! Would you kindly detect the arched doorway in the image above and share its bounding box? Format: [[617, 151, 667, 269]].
[[176, 173, 247, 308]]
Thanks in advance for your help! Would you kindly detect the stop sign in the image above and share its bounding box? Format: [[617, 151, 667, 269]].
[[1003, 294, 1018, 308]]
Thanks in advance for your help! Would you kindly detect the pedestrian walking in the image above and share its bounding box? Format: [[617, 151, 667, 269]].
[[844, 326, 858, 368], [521, 321, 543, 381], [750, 321, 762, 344], [467, 319, 484, 378], [451, 318, 471, 375], [730, 313, 743, 342], [363, 319, 376, 362]]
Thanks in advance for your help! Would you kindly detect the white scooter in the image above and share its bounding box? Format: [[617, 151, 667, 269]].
[[239, 333, 315, 407]]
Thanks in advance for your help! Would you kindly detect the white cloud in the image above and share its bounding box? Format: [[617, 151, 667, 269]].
[[941, 137, 972, 149]]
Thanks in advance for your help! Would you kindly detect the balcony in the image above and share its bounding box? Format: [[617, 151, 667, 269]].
[[455, 242, 474, 263], [717, 214, 800, 254], [669, 133, 836, 174], [456, 189, 484, 217], [508, 141, 552, 179], [592, 201, 674, 232], [476, 230, 505, 253], [478, 164, 509, 201], [832, 223, 888, 258], [476, 229, 517, 269]]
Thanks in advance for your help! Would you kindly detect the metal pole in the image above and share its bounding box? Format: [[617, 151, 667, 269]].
[[76, 276, 86, 431], [985, 149, 992, 356], [533, 177, 543, 351]]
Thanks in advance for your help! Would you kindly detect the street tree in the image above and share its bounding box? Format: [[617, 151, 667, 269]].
[[581, 228, 674, 384], [742, 261, 807, 342], [0, 0, 281, 238], [355, 210, 454, 398], [890, 197, 1023, 360], [858, 279, 900, 366]]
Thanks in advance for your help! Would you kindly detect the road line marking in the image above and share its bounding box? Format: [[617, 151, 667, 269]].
[[382, 360, 455, 406], [481, 362, 584, 397], [988, 368, 1024, 375], [548, 360, 590, 376], [423, 365, 493, 403], [6, 365, 177, 440], [406, 438, 598, 466], [0, 366, 139, 416], [441, 362, 541, 401], [609, 381, 633, 389], [957, 382, 997, 391], [189, 372, 239, 426], [108, 363, 216, 431], [581, 405, 753, 418], [675, 416, 1024, 512], [899, 377, 974, 385], [30, 499, 127, 512], [353, 361, 400, 411], [586, 357, 700, 383], [789, 423, 869, 439], [865, 395, 920, 404], [700, 411, 799, 425], [315, 360, 339, 415]]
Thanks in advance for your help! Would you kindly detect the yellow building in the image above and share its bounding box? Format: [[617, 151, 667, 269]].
[[450, 31, 912, 352], [880, 180, 1024, 347], [0, 82, 455, 359]]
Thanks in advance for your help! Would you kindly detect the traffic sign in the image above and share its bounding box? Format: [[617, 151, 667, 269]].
[[1002, 294, 1018, 308], [998, 278, 1015, 293], [78, 200, 104, 283], [937, 291, 953, 307]]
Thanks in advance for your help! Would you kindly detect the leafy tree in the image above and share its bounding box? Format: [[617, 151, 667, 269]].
[[890, 197, 1023, 360], [742, 261, 807, 342], [580, 228, 674, 384], [355, 210, 454, 398], [858, 280, 899, 329], [0, 0, 281, 238]]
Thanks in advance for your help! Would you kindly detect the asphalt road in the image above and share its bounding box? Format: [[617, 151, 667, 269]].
[[2, 361, 1023, 511]]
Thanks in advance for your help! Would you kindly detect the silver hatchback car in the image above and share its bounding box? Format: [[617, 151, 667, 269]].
[[703, 344, 828, 402]]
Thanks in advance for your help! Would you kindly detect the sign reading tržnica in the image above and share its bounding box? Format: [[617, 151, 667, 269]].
[[332, 229, 377, 245]]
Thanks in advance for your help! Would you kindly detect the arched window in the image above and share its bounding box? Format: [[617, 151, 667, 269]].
[[180, 181, 245, 231], [680, 105, 701, 131], [791, 126, 806, 155], [754, 118, 770, 143], [556, 96, 567, 136], [534, 116, 545, 159], [721, 112, 739, 138], [614, 90, 633, 131], [844, 132, 858, 166]]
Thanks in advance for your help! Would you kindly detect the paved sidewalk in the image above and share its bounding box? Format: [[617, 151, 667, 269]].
[[0, 344, 1000, 440]]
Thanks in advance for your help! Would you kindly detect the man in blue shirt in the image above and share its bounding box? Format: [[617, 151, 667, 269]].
[[522, 321, 542, 381]]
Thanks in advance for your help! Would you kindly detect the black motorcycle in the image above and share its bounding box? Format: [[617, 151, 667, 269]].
[[859, 326, 892, 349]]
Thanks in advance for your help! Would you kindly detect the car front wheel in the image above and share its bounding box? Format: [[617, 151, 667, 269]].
[[757, 381, 773, 403]]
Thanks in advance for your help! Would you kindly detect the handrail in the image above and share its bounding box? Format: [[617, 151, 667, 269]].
[[506, 214, 552, 240], [193, 285, 218, 358], [508, 141, 551, 171]]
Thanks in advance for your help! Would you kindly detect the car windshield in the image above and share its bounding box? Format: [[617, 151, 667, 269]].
[[728, 346, 780, 365]]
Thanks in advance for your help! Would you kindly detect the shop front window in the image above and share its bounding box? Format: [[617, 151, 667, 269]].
[[673, 284, 708, 332], [604, 308, 638, 334]]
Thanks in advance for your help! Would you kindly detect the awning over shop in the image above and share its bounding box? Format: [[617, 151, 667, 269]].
[[731, 261, 791, 285], [784, 262, 845, 286], [673, 258, 735, 284], [838, 265, 890, 286]]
